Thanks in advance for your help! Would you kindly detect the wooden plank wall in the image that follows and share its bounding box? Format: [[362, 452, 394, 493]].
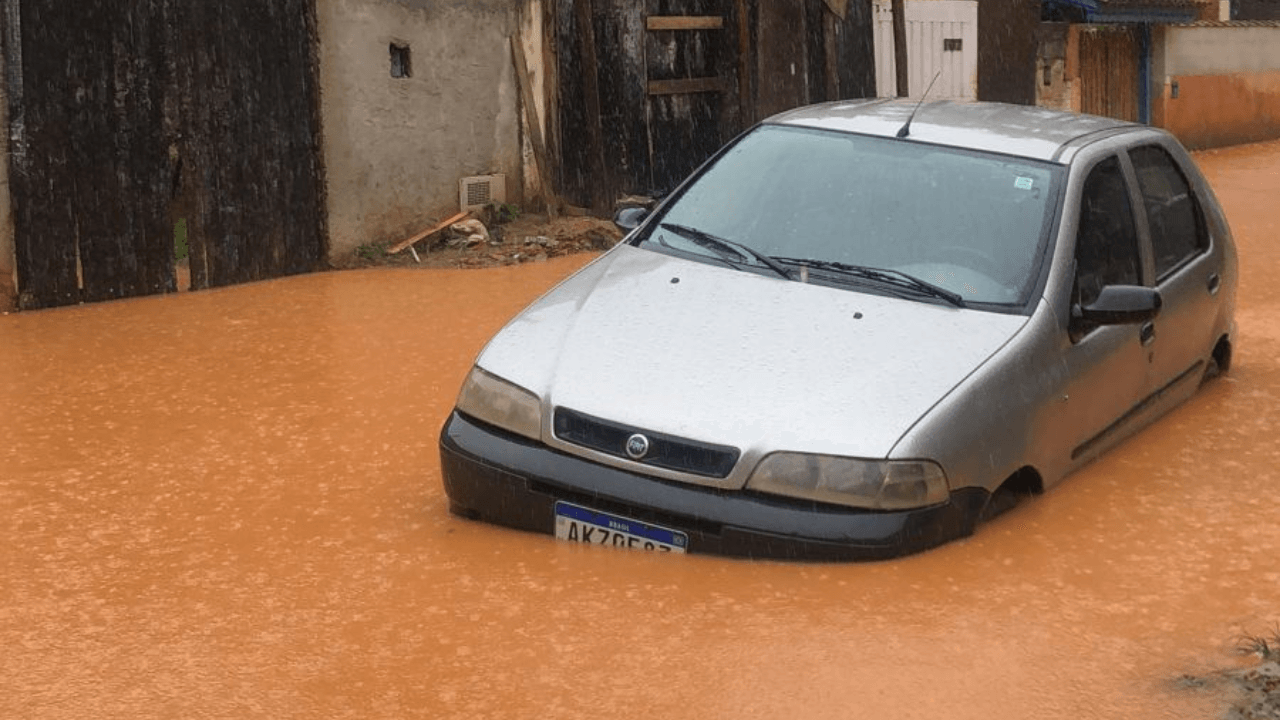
[[171, 0, 328, 290], [644, 0, 735, 196], [2, 0, 326, 309], [3, 0, 174, 309], [554, 0, 874, 208], [1078, 26, 1140, 122]]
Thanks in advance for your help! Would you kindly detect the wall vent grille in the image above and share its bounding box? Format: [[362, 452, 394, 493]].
[[459, 174, 506, 212]]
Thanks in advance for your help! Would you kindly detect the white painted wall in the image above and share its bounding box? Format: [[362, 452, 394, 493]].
[[317, 0, 525, 259], [1160, 25, 1280, 75], [874, 0, 978, 99]]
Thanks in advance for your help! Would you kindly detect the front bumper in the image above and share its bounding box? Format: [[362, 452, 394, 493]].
[[439, 411, 987, 561]]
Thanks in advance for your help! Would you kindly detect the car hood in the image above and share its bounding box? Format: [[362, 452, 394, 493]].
[[476, 245, 1029, 483]]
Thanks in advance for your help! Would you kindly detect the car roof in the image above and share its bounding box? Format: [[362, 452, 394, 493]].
[[767, 99, 1141, 162]]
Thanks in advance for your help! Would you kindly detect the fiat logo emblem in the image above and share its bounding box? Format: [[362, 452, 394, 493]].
[[625, 433, 650, 460]]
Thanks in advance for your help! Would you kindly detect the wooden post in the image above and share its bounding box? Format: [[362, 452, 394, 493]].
[[891, 0, 909, 96], [573, 0, 610, 215], [824, 10, 839, 100], [736, 0, 751, 125], [510, 32, 559, 218]]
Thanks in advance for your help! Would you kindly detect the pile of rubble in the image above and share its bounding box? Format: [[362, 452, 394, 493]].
[[1227, 662, 1280, 720], [443, 214, 621, 268], [1178, 634, 1280, 720], [344, 210, 624, 271]]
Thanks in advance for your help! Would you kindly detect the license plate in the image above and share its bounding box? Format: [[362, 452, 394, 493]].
[[554, 501, 688, 553]]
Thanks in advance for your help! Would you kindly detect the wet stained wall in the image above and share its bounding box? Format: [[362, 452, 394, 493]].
[[317, 0, 528, 259], [976, 0, 1039, 105], [2, 1, 174, 309], [2, 141, 1279, 718], [555, 0, 874, 208], [1151, 25, 1280, 149], [0, 29, 12, 310], [171, 1, 328, 293], [1234, 0, 1280, 20], [1039, 22, 1280, 147], [1, 0, 326, 309]]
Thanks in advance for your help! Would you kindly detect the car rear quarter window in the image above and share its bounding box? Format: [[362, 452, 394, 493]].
[[1075, 155, 1141, 307], [1129, 145, 1208, 280]]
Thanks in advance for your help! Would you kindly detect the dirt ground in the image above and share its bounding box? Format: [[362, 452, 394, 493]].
[[1231, 661, 1280, 719], [332, 211, 624, 271], [1186, 657, 1280, 720]]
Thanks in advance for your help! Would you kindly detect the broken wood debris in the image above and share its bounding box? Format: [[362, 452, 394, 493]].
[[387, 211, 472, 255]]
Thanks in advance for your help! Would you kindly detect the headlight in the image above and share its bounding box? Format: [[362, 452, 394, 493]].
[[746, 453, 949, 510], [455, 366, 542, 440]]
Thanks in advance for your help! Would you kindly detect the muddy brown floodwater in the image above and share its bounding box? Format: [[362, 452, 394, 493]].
[[3, 143, 1280, 720]]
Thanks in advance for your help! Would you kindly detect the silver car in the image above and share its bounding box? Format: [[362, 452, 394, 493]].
[[439, 99, 1237, 560]]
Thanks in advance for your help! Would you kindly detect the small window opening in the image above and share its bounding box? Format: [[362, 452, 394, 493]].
[[943, 38, 962, 52], [390, 43, 411, 79]]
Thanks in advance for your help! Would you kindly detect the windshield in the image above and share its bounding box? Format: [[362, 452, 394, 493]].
[[638, 125, 1062, 307]]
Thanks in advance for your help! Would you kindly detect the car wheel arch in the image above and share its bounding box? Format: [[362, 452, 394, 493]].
[[978, 466, 1044, 523], [1210, 334, 1233, 376]]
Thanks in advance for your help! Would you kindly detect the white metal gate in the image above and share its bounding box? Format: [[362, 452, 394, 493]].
[[874, 0, 978, 99]]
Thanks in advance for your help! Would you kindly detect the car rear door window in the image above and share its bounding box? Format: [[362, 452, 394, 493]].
[[1129, 145, 1208, 280], [1075, 155, 1141, 307]]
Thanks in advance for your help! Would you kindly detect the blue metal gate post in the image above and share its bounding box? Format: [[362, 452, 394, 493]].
[[1139, 23, 1152, 124]]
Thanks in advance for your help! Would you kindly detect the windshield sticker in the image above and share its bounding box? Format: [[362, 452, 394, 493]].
[[1014, 176, 1034, 190]]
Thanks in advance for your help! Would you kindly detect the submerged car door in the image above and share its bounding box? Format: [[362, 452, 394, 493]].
[[1125, 142, 1220, 400], [1054, 153, 1152, 466]]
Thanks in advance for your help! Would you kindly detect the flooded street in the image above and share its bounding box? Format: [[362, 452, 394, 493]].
[[3, 141, 1280, 720]]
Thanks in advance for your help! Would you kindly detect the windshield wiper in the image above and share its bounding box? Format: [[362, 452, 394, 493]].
[[658, 223, 792, 280], [773, 257, 965, 308]]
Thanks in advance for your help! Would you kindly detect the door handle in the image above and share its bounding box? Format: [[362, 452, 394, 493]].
[[1140, 321, 1156, 347], [1207, 273, 1221, 295]]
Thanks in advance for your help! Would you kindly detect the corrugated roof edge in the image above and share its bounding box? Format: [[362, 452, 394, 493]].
[[1168, 18, 1280, 26]]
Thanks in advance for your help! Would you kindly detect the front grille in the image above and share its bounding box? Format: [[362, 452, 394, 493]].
[[553, 408, 740, 478]]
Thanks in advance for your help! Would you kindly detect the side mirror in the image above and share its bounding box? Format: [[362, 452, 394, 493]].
[[613, 206, 649, 233], [1074, 285, 1162, 325]]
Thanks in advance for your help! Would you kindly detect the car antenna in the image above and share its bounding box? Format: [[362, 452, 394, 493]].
[[895, 70, 943, 139]]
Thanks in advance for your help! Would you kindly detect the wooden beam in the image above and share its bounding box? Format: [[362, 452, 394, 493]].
[[736, 0, 751, 125], [646, 16, 724, 31], [891, 0, 909, 97], [386, 211, 470, 254], [647, 77, 726, 95], [573, 0, 610, 214], [541, 0, 560, 199], [510, 32, 558, 218], [824, 11, 839, 101]]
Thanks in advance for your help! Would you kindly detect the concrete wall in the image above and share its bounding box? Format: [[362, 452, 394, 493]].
[[317, 0, 528, 260], [1151, 23, 1280, 149], [1035, 22, 1074, 112]]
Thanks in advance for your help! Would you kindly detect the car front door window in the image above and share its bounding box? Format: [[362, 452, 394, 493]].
[[1074, 155, 1141, 309]]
